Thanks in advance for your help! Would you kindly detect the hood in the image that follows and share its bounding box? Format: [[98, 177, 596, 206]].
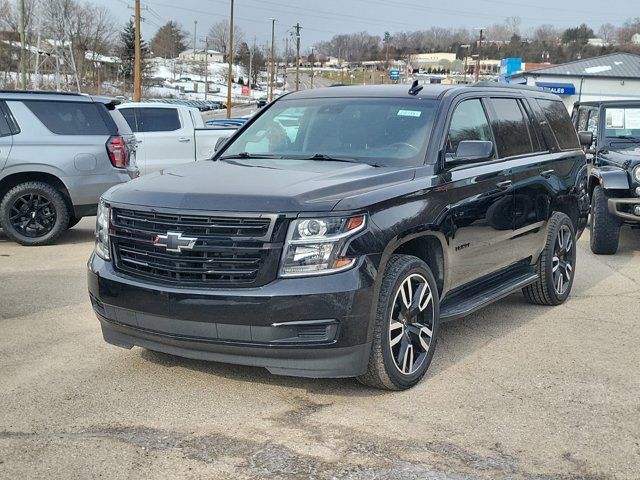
[[599, 144, 640, 169], [104, 158, 414, 212]]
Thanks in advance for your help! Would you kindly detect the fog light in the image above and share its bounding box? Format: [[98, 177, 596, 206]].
[[634, 205, 640, 216], [635, 187, 640, 197]]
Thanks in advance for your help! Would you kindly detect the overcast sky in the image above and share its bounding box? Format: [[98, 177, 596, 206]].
[[105, 0, 635, 51]]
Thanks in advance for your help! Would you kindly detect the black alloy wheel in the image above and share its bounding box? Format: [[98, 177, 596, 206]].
[[9, 192, 57, 238], [0, 181, 70, 246], [552, 224, 574, 296]]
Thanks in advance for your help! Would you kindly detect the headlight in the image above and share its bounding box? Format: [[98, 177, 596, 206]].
[[280, 215, 366, 277], [95, 200, 110, 260], [633, 165, 640, 184]]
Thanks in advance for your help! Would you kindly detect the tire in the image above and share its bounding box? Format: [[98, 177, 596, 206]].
[[589, 185, 620, 255], [523, 212, 576, 306], [358, 255, 440, 390], [0, 181, 70, 246], [67, 216, 82, 229]]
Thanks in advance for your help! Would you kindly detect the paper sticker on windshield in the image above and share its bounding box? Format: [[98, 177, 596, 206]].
[[397, 109, 422, 117], [606, 109, 625, 129], [624, 109, 640, 129]]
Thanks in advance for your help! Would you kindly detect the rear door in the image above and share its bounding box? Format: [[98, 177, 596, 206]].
[[0, 102, 15, 169], [441, 97, 516, 289], [119, 107, 194, 175]]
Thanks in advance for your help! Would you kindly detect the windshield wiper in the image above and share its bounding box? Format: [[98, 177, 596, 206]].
[[218, 152, 282, 160], [298, 153, 381, 167], [610, 136, 640, 142]]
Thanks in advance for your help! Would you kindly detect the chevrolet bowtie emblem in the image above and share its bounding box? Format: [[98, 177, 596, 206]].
[[153, 231, 197, 253]]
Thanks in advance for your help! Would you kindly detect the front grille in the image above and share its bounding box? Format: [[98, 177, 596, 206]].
[[111, 207, 280, 287]]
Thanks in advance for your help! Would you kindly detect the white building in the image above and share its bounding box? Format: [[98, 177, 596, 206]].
[[632, 33, 640, 45], [510, 53, 640, 110], [178, 49, 224, 63]]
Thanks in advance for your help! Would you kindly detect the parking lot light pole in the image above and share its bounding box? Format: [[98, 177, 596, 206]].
[[226, 0, 234, 118]]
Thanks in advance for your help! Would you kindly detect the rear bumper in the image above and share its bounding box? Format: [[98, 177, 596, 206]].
[[87, 253, 378, 378], [608, 197, 640, 222], [64, 167, 138, 208]]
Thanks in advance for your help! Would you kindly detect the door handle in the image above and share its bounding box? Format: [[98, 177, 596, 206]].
[[540, 169, 554, 178], [178, 137, 191, 143], [496, 180, 512, 190]]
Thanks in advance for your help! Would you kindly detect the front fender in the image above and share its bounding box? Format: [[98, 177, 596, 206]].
[[590, 165, 630, 191]]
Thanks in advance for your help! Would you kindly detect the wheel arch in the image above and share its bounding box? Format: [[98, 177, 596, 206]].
[[379, 231, 448, 297], [0, 172, 74, 216], [588, 166, 630, 196]]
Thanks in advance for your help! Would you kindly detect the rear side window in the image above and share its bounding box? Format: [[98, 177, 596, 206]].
[[24, 101, 110, 135], [118, 108, 138, 132], [446, 99, 493, 153], [138, 108, 181, 132], [537, 99, 579, 150], [0, 110, 11, 136], [488, 98, 534, 158]]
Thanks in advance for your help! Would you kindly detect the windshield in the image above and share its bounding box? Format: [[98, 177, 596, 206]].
[[220, 97, 438, 166], [604, 106, 640, 140]]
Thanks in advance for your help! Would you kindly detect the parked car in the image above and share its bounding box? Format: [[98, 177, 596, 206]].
[[0, 90, 138, 246], [116, 103, 237, 175], [89, 83, 588, 390], [573, 100, 640, 254], [257, 97, 267, 108]]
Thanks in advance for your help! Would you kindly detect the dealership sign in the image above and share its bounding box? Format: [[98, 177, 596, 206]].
[[390, 70, 400, 80], [535, 82, 576, 95]]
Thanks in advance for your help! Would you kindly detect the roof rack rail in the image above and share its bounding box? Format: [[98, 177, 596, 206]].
[[470, 81, 544, 92], [0, 89, 84, 96]]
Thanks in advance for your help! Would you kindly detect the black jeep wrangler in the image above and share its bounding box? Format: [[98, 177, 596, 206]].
[[89, 83, 587, 390], [573, 100, 640, 254]]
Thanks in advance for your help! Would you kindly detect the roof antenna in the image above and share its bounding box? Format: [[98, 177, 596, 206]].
[[408, 79, 423, 96]]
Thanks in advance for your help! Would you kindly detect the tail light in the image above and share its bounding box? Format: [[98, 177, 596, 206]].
[[107, 135, 127, 168]]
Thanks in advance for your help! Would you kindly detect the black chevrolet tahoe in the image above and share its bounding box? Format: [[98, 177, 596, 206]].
[[573, 100, 640, 254], [88, 83, 588, 390]]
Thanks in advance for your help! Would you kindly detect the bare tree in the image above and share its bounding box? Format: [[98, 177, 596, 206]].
[[598, 23, 617, 45], [206, 20, 244, 58]]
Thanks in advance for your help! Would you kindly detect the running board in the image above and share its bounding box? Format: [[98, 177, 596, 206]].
[[440, 271, 538, 322]]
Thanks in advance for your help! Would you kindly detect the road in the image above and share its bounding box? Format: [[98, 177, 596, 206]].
[[1, 221, 639, 479]]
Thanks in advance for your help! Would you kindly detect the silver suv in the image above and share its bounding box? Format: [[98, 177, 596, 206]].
[[0, 91, 138, 245]]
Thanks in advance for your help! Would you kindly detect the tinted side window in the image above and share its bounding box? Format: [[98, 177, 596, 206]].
[[139, 108, 181, 132], [577, 108, 590, 131], [24, 101, 110, 135], [447, 99, 492, 153], [489, 98, 533, 158], [537, 99, 580, 150], [118, 108, 138, 132], [0, 109, 11, 136]]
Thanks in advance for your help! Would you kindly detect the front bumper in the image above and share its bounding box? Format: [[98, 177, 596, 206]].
[[608, 197, 640, 222], [87, 253, 378, 378]]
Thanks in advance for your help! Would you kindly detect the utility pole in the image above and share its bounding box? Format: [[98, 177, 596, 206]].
[[284, 36, 288, 90], [204, 37, 209, 100], [294, 23, 301, 91], [310, 48, 314, 89], [269, 18, 276, 102], [474, 29, 484, 83], [133, 0, 142, 101], [193, 20, 198, 55], [18, 0, 27, 89], [226, 0, 234, 118], [248, 36, 255, 96]]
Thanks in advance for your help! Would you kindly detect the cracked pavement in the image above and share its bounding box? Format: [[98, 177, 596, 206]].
[[1, 219, 639, 479]]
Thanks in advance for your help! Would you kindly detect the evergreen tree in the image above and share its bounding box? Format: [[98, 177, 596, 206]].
[[117, 19, 150, 86], [150, 21, 187, 59]]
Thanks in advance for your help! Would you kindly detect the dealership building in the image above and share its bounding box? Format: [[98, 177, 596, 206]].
[[508, 53, 640, 110]]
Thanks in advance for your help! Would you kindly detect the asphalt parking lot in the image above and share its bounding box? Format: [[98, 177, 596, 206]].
[[1, 218, 639, 479]]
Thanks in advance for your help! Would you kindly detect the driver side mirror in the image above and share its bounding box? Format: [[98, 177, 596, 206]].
[[448, 140, 494, 166], [578, 131, 593, 147]]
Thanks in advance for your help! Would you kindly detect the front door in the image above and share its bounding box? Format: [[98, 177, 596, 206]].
[[441, 97, 515, 290]]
